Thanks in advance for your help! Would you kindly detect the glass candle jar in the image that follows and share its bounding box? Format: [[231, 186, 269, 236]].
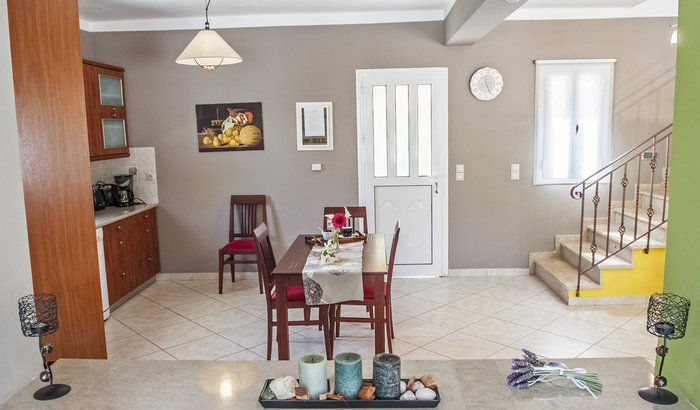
[[298, 354, 328, 399], [373, 353, 401, 399], [334, 352, 362, 399]]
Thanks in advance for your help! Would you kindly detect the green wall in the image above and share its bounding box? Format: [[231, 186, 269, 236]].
[[662, 0, 700, 405]]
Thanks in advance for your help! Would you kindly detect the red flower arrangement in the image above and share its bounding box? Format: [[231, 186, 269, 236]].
[[331, 213, 347, 229]]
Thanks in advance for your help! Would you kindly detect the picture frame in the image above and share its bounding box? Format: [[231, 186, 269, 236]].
[[296, 102, 333, 151], [196, 102, 264, 152]]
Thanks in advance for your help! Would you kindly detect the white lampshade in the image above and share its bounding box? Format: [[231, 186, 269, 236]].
[[175, 29, 242, 70]]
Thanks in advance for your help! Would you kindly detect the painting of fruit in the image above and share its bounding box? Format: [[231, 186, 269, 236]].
[[195, 102, 264, 152]]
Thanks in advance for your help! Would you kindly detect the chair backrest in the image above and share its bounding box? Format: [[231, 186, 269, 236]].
[[253, 222, 276, 301], [387, 220, 401, 286], [322, 206, 368, 234], [230, 195, 267, 242]]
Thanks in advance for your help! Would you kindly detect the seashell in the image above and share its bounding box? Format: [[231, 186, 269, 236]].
[[400, 391, 416, 400], [326, 393, 345, 400], [415, 387, 437, 400], [410, 381, 424, 392], [400, 380, 407, 394], [358, 385, 376, 400], [406, 376, 416, 391], [421, 373, 438, 389], [269, 376, 298, 400], [295, 387, 310, 400]]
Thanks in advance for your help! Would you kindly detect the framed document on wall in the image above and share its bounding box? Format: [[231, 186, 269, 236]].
[[296, 102, 333, 151]]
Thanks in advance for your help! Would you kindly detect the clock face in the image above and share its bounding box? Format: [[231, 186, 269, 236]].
[[469, 67, 503, 101]]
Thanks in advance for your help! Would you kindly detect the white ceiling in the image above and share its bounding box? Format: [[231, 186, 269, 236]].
[[78, 0, 677, 32]]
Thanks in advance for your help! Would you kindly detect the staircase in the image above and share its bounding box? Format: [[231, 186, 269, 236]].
[[531, 125, 672, 305]]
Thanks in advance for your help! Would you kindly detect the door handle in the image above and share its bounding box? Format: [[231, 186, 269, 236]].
[[435, 182, 438, 194]]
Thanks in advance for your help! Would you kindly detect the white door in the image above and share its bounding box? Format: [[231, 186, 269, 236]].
[[356, 68, 448, 277]]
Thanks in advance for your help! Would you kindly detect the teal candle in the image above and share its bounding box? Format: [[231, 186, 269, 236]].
[[334, 352, 362, 399], [298, 354, 328, 399], [373, 353, 401, 399]]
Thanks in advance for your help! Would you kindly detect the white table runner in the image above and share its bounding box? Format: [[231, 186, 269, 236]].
[[301, 241, 364, 305]]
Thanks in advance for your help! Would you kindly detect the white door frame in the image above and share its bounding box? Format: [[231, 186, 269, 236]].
[[355, 67, 449, 277]]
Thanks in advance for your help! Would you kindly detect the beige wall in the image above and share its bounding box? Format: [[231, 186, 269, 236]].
[[83, 17, 676, 272], [0, 2, 41, 404]]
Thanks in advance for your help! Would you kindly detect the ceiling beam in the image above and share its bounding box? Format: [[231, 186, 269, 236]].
[[445, 0, 529, 46]]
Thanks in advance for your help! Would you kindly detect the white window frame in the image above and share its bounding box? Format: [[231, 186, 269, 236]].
[[533, 59, 616, 185]]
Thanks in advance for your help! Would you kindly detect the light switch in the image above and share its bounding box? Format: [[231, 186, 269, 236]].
[[456, 172, 464, 181], [311, 163, 322, 171], [456, 164, 464, 173], [510, 163, 520, 181]]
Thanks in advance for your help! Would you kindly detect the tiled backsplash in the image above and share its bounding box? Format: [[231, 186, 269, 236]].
[[90, 147, 159, 204]]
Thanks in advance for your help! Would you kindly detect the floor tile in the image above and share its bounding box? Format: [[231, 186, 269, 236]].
[[501, 276, 550, 292], [448, 294, 514, 316], [166, 334, 245, 360], [478, 284, 540, 303], [219, 320, 274, 348], [596, 328, 659, 358], [620, 312, 648, 332], [441, 277, 510, 294], [541, 316, 616, 344], [390, 294, 443, 317], [577, 345, 635, 359], [411, 286, 468, 304], [139, 321, 213, 349], [517, 289, 578, 315], [218, 350, 266, 360], [510, 330, 592, 358], [168, 298, 235, 320], [564, 304, 646, 328], [134, 350, 177, 360], [118, 308, 189, 334], [491, 305, 562, 329], [414, 305, 485, 330], [393, 318, 453, 346], [111, 295, 166, 321], [423, 332, 505, 359], [487, 346, 524, 359], [460, 318, 535, 345], [107, 335, 160, 360], [191, 308, 261, 333], [250, 335, 328, 361], [143, 288, 211, 308], [400, 348, 451, 360], [104, 318, 136, 342]]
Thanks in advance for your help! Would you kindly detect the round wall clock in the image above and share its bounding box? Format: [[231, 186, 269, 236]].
[[469, 67, 503, 101]]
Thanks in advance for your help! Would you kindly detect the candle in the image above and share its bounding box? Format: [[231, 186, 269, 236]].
[[373, 353, 401, 399], [298, 354, 328, 400], [334, 352, 362, 399]]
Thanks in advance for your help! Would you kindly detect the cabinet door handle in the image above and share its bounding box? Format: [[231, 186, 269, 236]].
[[147, 257, 152, 262], [112, 113, 117, 118], [145, 214, 149, 219], [117, 225, 122, 230], [118, 240, 124, 246], [112, 107, 116, 111], [145, 228, 150, 233], [120, 272, 126, 277]]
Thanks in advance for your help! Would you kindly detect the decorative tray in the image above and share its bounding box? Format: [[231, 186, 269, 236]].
[[305, 232, 367, 245], [258, 379, 440, 408]]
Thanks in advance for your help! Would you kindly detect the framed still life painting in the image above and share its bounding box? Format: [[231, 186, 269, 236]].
[[196, 102, 264, 152]]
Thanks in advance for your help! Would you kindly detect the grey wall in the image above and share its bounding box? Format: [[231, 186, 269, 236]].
[[83, 17, 676, 273], [0, 2, 41, 404]]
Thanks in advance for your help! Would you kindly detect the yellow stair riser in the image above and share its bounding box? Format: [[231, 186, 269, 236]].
[[569, 248, 666, 298]]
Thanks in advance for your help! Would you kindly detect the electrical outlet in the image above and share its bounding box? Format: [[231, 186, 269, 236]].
[[456, 172, 464, 181], [311, 163, 323, 171], [456, 164, 464, 173], [510, 164, 520, 181], [128, 167, 137, 175]]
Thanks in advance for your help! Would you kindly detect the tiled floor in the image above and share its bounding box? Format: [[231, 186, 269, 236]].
[[105, 276, 657, 366]]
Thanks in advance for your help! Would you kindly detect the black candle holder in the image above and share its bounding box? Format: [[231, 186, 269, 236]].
[[18, 294, 71, 401], [638, 292, 690, 405]]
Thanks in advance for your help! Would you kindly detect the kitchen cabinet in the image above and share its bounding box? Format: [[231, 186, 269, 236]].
[[102, 208, 160, 305], [82, 59, 130, 161]]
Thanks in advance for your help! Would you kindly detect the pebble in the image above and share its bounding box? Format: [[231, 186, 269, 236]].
[[410, 381, 424, 392], [400, 381, 407, 394], [415, 387, 437, 400], [400, 391, 416, 400], [269, 376, 298, 400]]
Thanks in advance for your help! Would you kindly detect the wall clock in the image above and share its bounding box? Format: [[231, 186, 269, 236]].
[[469, 67, 503, 101]]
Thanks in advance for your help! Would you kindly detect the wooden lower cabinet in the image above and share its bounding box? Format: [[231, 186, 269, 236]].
[[103, 208, 160, 305]]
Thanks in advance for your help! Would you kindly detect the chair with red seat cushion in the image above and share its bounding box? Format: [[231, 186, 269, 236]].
[[253, 222, 334, 360], [218, 195, 267, 295], [333, 220, 400, 353]]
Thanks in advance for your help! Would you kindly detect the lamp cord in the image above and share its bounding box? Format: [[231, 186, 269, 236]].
[[205, 0, 212, 30]]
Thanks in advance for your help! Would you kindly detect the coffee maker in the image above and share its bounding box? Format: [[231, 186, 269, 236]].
[[114, 175, 134, 207]]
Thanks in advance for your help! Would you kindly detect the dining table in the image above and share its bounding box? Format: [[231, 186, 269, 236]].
[[271, 233, 387, 360]]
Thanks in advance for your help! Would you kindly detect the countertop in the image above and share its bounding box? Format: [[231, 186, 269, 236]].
[[94, 203, 158, 228], [1, 358, 694, 409]]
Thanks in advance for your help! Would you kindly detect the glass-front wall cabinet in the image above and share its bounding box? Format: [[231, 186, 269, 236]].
[[83, 60, 129, 161]]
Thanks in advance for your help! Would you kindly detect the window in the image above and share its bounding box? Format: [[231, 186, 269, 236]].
[[534, 59, 615, 184]]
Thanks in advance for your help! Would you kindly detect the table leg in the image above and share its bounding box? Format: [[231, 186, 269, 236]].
[[276, 277, 290, 360], [373, 275, 386, 355]]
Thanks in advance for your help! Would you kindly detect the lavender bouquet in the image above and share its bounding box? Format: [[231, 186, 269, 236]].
[[507, 349, 602, 399]]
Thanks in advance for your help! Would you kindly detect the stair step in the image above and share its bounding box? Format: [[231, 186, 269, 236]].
[[560, 241, 634, 269], [587, 224, 666, 249], [534, 254, 601, 294]]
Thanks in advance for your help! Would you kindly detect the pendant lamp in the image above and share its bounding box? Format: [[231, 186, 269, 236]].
[[175, 0, 242, 70]]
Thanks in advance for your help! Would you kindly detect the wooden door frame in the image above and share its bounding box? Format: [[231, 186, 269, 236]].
[[355, 67, 449, 277]]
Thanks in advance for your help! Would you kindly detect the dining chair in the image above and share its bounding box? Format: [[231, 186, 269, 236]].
[[322, 206, 368, 234], [332, 220, 400, 353], [218, 195, 267, 294], [253, 222, 334, 360]]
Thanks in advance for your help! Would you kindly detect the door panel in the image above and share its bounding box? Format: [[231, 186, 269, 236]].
[[357, 68, 448, 277], [375, 185, 432, 265]]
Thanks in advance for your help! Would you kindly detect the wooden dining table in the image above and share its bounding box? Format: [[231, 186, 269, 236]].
[[271, 233, 387, 360]]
